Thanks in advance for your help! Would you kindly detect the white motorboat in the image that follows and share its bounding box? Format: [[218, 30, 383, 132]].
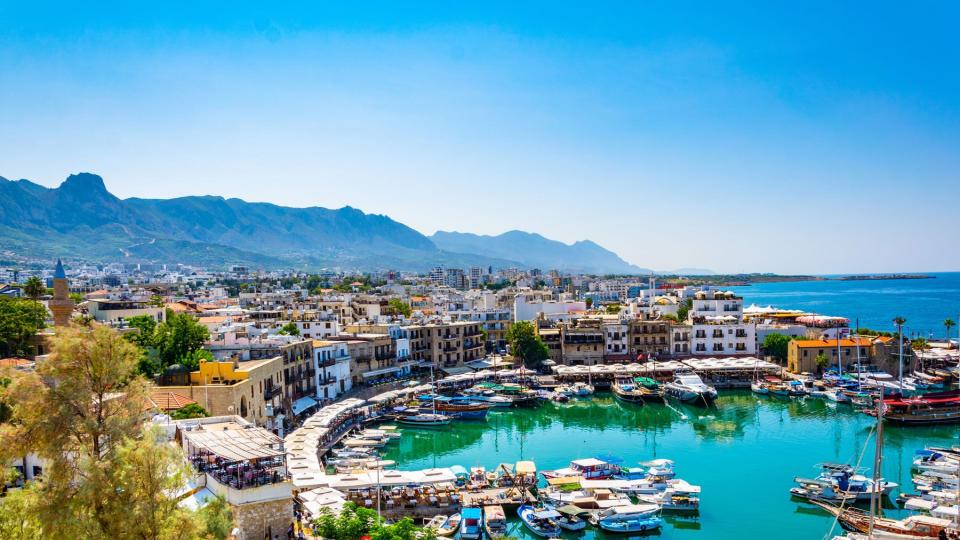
[[594, 504, 663, 533], [664, 370, 718, 403]]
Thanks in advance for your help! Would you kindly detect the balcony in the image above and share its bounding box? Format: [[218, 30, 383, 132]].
[[264, 386, 282, 400]]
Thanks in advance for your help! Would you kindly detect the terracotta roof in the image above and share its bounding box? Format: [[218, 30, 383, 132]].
[[149, 390, 197, 411], [792, 338, 874, 348]]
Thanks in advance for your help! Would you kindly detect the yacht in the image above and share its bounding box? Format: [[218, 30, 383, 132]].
[[664, 369, 718, 404]]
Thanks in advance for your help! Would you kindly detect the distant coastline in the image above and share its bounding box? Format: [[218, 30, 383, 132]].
[[833, 274, 934, 281]]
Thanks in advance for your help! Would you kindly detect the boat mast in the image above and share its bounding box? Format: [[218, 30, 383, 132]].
[[837, 320, 843, 377], [868, 391, 884, 538]]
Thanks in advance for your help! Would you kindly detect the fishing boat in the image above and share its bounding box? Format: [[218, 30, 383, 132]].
[[594, 504, 663, 533], [517, 505, 562, 537], [572, 381, 595, 396], [431, 397, 492, 419], [424, 515, 447, 532], [867, 390, 960, 425], [459, 507, 483, 540], [664, 369, 718, 404], [751, 380, 770, 395], [636, 484, 701, 511], [612, 378, 647, 404], [795, 463, 897, 501], [396, 413, 452, 427], [634, 377, 666, 403], [789, 483, 858, 505], [435, 514, 460, 537], [542, 457, 620, 480], [555, 384, 577, 397], [553, 505, 588, 531], [824, 388, 852, 403], [460, 388, 514, 407], [483, 505, 507, 539]]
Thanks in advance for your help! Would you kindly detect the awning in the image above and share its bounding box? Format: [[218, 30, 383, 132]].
[[292, 396, 318, 415], [439, 366, 473, 376], [361, 366, 401, 378]]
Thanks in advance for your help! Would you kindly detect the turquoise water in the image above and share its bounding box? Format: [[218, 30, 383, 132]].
[[730, 272, 960, 339], [382, 393, 958, 540]]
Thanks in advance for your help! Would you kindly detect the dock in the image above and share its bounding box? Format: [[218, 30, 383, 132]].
[[460, 487, 534, 510]]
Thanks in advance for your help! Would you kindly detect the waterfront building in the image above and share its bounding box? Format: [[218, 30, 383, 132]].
[[160, 358, 284, 429], [688, 290, 756, 356], [786, 337, 879, 373], [628, 317, 671, 358], [311, 340, 352, 400], [404, 320, 485, 370]]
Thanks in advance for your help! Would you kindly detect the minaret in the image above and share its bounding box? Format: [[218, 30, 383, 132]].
[[49, 259, 74, 327]]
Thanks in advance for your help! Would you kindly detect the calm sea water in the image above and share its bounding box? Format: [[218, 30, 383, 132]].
[[382, 393, 957, 540], [729, 272, 960, 339]]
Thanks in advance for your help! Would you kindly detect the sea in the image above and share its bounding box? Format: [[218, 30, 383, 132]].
[[729, 272, 960, 339], [382, 393, 958, 540]]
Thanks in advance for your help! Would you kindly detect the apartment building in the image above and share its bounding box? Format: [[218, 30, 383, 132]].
[[406, 321, 485, 369], [688, 290, 756, 356], [628, 318, 671, 358], [311, 340, 352, 400], [86, 298, 165, 324]]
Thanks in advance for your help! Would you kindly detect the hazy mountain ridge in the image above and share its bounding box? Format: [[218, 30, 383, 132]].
[[0, 173, 649, 273], [430, 230, 651, 274]]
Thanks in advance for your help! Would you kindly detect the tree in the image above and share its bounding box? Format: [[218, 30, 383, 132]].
[[69, 292, 84, 304], [22, 276, 46, 301], [125, 314, 159, 348], [506, 321, 550, 369], [762, 333, 791, 363], [278, 322, 301, 336], [197, 495, 234, 540], [180, 348, 214, 371], [584, 298, 593, 309], [605, 303, 622, 315], [388, 298, 412, 318], [148, 294, 166, 307], [156, 310, 210, 367], [0, 483, 43, 539], [676, 298, 693, 322], [312, 503, 435, 540], [815, 352, 830, 373], [659, 313, 679, 323], [171, 402, 209, 420], [0, 297, 47, 357], [0, 325, 203, 538], [945, 318, 956, 347]]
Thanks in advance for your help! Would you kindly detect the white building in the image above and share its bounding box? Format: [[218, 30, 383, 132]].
[[313, 341, 353, 400], [513, 292, 586, 321], [688, 290, 756, 355]]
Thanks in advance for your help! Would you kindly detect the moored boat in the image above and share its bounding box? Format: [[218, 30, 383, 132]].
[[397, 413, 453, 427], [867, 390, 960, 425], [435, 513, 461, 537], [612, 378, 647, 404], [542, 457, 620, 480], [517, 505, 561, 537], [483, 505, 506, 539], [594, 504, 663, 533], [664, 369, 718, 404], [553, 505, 588, 531], [459, 506, 483, 540]]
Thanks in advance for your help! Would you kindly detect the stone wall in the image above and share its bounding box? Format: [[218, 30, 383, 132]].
[[233, 497, 293, 540]]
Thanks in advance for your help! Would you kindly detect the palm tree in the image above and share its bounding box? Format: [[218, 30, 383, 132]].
[[893, 316, 906, 392], [23, 276, 45, 301], [944, 318, 956, 348]]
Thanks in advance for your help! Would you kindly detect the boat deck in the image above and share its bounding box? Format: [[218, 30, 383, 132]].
[[460, 487, 535, 509]]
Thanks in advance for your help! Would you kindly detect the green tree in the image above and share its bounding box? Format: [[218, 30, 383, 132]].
[[815, 352, 830, 373], [506, 321, 550, 369], [0, 297, 47, 357], [676, 298, 693, 322], [312, 503, 434, 540], [148, 294, 166, 307], [584, 297, 593, 309], [605, 303, 622, 314], [278, 322, 301, 336], [170, 402, 209, 420], [762, 333, 791, 363], [69, 292, 84, 304], [944, 318, 956, 346], [0, 483, 43, 539], [156, 310, 210, 367], [388, 298, 412, 317], [197, 495, 234, 540], [125, 314, 159, 348], [659, 313, 679, 323], [0, 325, 203, 538], [22, 276, 46, 301], [180, 348, 214, 371]]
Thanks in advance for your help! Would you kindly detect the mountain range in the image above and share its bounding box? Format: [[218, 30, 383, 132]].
[[0, 172, 667, 274]]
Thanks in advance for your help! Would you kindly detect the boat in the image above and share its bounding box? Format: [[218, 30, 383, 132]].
[[824, 388, 852, 403], [789, 484, 858, 505], [431, 397, 492, 419], [553, 505, 588, 531], [594, 504, 663, 533], [555, 384, 577, 397], [751, 380, 770, 395], [459, 507, 483, 540], [866, 390, 960, 425], [664, 369, 718, 404], [572, 382, 595, 396], [517, 505, 562, 537], [542, 457, 620, 480], [795, 463, 897, 501], [435, 513, 461, 537], [612, 378, 647, 404], [636, 484, 701, 511], [814, 501, 957, 538], [424, 515, 447, 532], [483, 505, 507, 539], [460, 388, 513, 407], [396, 413, 452, 427], [633, 377, 666, 403]]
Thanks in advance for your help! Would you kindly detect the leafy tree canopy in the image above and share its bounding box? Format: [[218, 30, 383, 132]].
[[0, 297, 47, 357], [762, 333, 791, 363], [506, 321, 550, 369]]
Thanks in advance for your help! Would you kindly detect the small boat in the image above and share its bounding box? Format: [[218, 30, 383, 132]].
[[542, 457, 620, 480], [483, 505, 507, 539], [573, 382, 595, 396], [435, 513, 461, 537], [431, 397, 492, 419], [823, 388, 851, 403], [637, 485, 701, 511], [553, 505, 588, 531], [751, 381, 770, 395], [517, 505, 561, 537], [424, 515, 447, 532], [594, 504, 663, 533], [459, 507, 482, 540], [664, 369, 718, 404], [612, 378, 647, 404], [397, 413, 453, 427]]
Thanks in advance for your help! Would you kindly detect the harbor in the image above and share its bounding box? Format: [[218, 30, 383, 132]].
[[287, 384, 958, 540]]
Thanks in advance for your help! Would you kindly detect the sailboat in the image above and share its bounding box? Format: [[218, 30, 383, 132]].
[[815, 391, 960, 538], [398, 366, 452, 427]]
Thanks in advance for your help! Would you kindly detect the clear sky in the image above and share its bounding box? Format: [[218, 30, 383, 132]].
[[2, 2, 958, 274]]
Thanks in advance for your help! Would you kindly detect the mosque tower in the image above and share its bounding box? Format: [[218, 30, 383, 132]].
[[48, 259, 74, 327]]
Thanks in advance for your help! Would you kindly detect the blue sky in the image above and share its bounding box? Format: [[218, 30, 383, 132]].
[[2, 2, 958, 274]]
